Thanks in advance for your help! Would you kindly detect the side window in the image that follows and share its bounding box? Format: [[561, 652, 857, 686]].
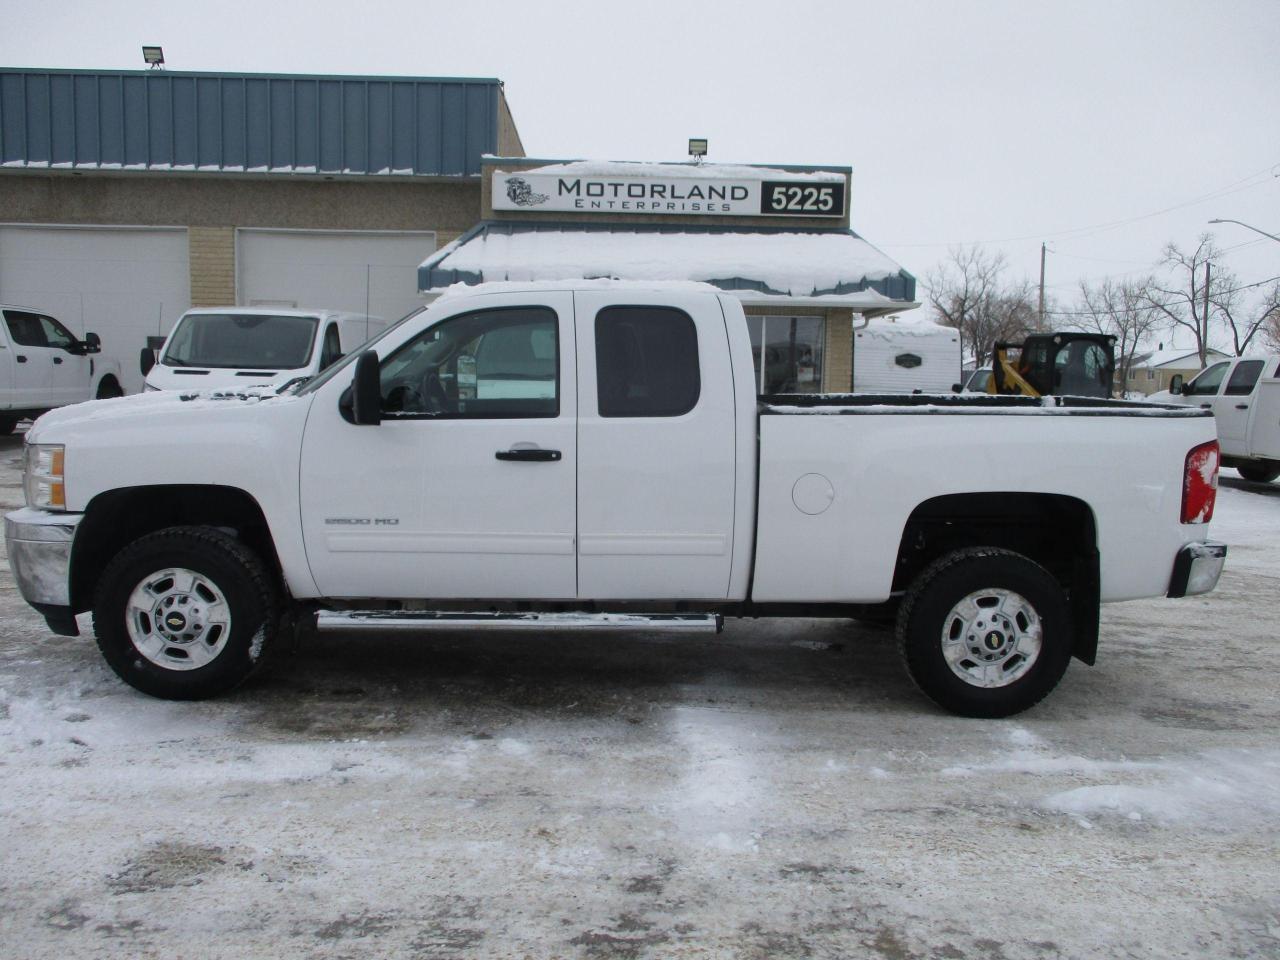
[[320, 324, 342, 369], [39, 315, 76, 350], [1185, 362, 1228, 396], [595, 306, 700, 417], [3, 310, 48, 348], [378, 307, 558, 419], [1224, 359, 1265, 396]]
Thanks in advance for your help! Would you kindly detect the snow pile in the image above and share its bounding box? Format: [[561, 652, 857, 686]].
[[1042, 750, 1280, 827], [427, 228, 903, 297], [504, 159, 846, 183]]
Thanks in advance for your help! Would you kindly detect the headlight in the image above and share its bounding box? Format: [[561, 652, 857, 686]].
[[24, 443, 66, 510]]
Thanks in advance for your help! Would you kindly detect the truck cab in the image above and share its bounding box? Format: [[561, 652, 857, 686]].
[[142, 307, 385, 393], [1166, 355, 1280, 482]]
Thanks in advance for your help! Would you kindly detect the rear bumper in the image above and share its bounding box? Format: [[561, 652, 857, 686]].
[[5, 508, 82, 633], [1167, 540, 1227, 598]]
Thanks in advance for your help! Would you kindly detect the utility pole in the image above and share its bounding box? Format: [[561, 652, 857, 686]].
[[1201, 260, 1211, 365], [1038, 242, 1046, 326]]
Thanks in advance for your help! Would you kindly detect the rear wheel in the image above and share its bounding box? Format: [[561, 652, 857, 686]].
[[93, 526, 279, 700], [897, 548, 1073, 717], [95, 377, 124, 400], [1237, 463, 1280, 484]]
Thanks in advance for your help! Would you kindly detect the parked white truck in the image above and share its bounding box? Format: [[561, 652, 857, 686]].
[[1157, 355, 1280, 483], [5, 282, 1227, 717], [141, 307, 385, 393], [0, 304, 125, 433]]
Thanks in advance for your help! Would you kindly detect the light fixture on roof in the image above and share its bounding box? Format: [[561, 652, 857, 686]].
[[688, 138, 707, 164], [142, 46, 165, 69]]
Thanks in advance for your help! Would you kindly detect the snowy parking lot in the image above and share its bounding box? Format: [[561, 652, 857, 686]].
[[1, 429, 1278, 960]]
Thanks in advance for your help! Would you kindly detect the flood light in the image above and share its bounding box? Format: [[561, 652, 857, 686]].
[[143, 46, 164, 68], [688, 138, 708, 159]]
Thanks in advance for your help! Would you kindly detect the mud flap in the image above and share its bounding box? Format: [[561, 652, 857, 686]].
[[1070, 550, 1100, 665]]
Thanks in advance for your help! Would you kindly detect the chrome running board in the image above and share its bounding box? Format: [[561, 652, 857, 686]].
[[316, 610, 723, 634]]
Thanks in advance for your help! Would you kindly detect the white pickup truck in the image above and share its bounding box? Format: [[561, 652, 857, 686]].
[[4, 282, 1227, 717], [1159, 355, 1280, 483], [0, 304, 125, 433]]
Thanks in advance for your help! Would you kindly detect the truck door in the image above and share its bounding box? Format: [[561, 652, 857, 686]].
[[573, 291, 738, 600], [0, 309, 53, 408], [38, 313, 91, 406], [299, 292, 577, 599], [1216, 359, 1265, 453]]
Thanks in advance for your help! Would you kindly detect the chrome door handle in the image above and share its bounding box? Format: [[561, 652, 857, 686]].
[[1235, 404, 1248, 410]]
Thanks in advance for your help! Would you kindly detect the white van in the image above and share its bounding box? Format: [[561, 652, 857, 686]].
[[141, 307, 386, 393], [853, 320, 962, 393]]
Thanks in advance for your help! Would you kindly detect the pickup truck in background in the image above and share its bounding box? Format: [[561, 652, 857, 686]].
[[1158, 355, 1280, 483], [141, 307, 386, 393], [0, 304, 125, 434], [5, 282, 1227, 717]]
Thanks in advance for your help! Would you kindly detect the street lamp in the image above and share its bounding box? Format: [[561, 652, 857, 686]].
[[1208, 218, 1280, 244]]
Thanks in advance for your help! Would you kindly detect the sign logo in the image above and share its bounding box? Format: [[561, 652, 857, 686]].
[[504, 176, 549, 207], [895, 353, 923, 369]]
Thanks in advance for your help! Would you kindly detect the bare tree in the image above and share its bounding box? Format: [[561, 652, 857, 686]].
[[1216, 277, 1280, 356], [1261, 282, 1280, 352], [1076, 276, 1163, 388], [1146, 235, 1225, 364], [927, 247, 1038, 366]]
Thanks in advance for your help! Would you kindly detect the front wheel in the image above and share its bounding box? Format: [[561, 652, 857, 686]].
[[1236, 463, 1280, 484], [93, 527, 279, 699], [897, 548, 1073, 717]]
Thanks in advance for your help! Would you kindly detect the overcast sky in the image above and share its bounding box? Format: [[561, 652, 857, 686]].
[[4, 0, 1278, 341]]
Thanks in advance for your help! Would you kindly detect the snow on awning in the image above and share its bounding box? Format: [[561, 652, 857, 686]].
[[418, 222, 917, 315]]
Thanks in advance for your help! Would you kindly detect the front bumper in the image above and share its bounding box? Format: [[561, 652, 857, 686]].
[[1167, 540, 1227, 598], [5, 508, 82, 633]]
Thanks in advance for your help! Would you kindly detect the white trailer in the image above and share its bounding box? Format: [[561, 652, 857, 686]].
[[853, 320, 962, 393]]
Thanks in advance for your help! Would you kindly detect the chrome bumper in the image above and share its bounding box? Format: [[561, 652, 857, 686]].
[[1167, 540, 1227, 598], [5, 507, 81, 608]]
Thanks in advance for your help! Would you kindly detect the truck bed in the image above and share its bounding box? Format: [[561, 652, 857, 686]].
[[761, 392, 1212, 417]]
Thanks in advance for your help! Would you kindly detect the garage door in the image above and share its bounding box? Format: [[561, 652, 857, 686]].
[[0, 225, 191, 395], [237, 230, 435, 326]]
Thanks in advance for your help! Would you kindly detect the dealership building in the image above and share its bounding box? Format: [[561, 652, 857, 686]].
[[1, 66, 917, 394]]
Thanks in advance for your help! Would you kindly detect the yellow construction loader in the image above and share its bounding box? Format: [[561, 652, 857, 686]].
[[988, 333, 1117, 399]]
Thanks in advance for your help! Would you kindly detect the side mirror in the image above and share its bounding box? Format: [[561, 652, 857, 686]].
[[951, 382, 963, 394], [1168, 374, 1184, 395], [350, 350, 382, 426], [83, 331, 102, 354], [139, 346, 156, 376]]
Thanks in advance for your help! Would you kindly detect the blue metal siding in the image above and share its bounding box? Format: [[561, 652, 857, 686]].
[[0, 68, 501, 177]]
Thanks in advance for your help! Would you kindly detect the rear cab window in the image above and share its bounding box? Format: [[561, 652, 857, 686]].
[[594, 306, 700, 417], [1224, 359, 1265, 396]]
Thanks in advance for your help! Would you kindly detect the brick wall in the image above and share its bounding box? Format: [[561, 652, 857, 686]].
[[188, 227, 235, 307], [824, 309, 853, 392]]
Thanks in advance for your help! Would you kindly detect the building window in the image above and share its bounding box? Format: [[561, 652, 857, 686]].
[[1146, 368, 1155, 381], [746, 315, 825, 394]]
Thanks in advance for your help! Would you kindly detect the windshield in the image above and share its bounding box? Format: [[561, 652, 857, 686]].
[[295, 305, 428, 396], [162, 314, 320, 370]]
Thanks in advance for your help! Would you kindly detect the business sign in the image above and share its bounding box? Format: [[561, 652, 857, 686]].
[[493, 171, 845, 218]]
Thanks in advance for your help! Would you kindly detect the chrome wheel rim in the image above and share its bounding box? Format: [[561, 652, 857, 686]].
[[940, 588, 1042, 688], [125, 568, 232, 671]]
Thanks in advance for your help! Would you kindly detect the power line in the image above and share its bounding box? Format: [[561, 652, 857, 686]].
[[879, 163, 1279, 249]]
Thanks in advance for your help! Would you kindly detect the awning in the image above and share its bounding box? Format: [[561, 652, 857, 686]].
[[418, 221, 917, 317]]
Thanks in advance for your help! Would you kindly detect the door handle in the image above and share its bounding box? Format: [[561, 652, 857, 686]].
[[495, 448, 561, 462], [53, 356, 63, 364], [16, 355, 26, 363], [1235, 404, 1249, 410], [1199, 403, 1212, 409]]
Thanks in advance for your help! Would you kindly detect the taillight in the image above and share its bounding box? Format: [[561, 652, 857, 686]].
[[1181, 440, 1219, 524]]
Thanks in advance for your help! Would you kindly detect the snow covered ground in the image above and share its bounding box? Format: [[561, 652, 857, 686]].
[[0, 432, 1277, 959]]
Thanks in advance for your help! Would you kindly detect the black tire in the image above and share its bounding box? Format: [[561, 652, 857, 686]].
[[93, 526, 279, 700], [1237, 463, 1280, 484], [95, 377, 124, 400], [0, 417, 17, 436], [896, 548, 1073, 718]]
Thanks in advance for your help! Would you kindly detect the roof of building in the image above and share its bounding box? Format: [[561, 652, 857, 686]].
[[0, 67, 507, 178], [1131, 346, 1230, 369], [418, 221, 917, 315]]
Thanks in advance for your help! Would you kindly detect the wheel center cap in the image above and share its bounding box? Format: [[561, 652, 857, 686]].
[[164, 611, 188, 632], [983, 631, 1005, 651]]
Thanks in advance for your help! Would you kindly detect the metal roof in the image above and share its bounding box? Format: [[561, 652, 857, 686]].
[[0, 68, 504, 178], [418, 220, 917, 312]]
